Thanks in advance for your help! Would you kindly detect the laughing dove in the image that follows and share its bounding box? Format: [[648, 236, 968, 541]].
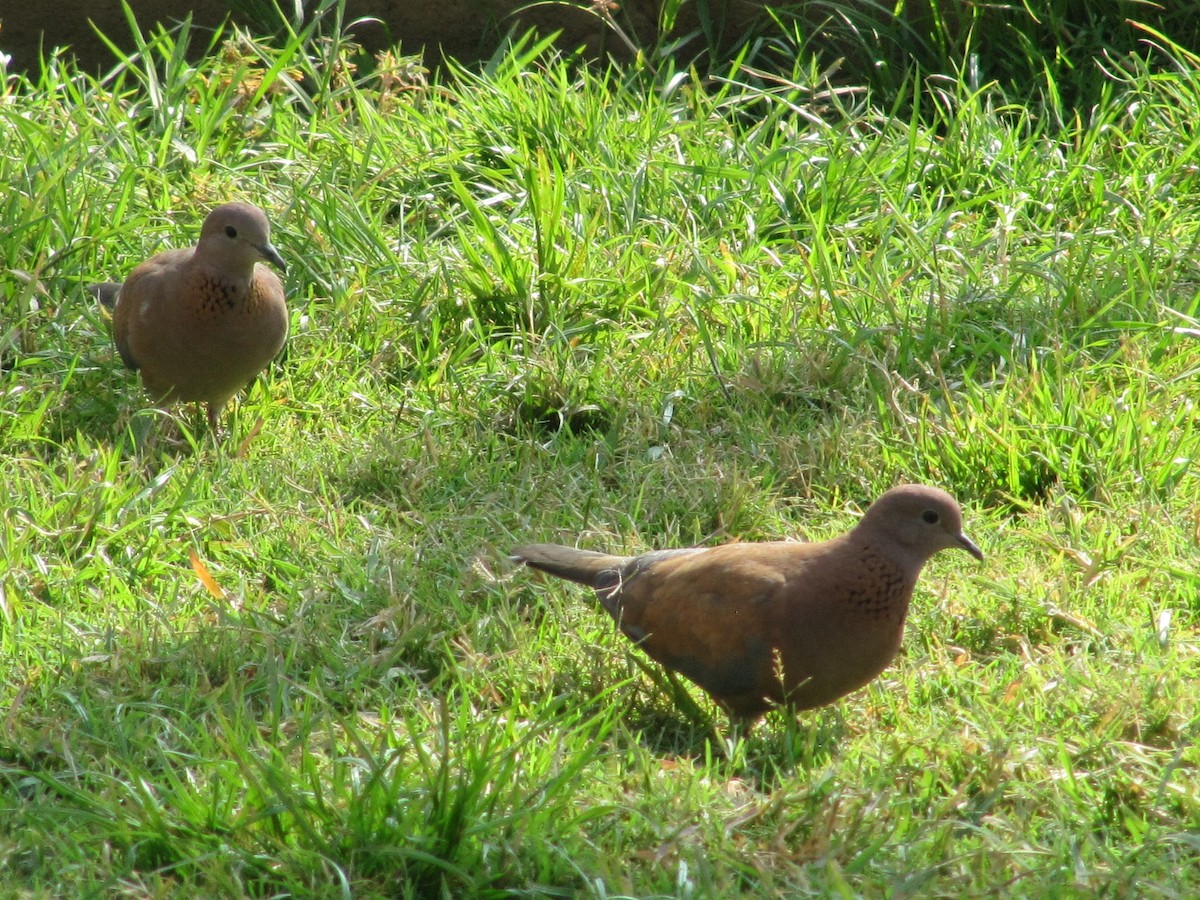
[[512, 484, 984, 721], [92, 202, 288, 430]]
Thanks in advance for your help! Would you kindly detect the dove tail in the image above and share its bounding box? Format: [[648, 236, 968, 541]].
[[89, 282, 123, 312], [510, 544, 625, 589]]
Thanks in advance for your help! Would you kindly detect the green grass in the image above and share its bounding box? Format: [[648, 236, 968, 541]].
[[3, 5, 1200, 897]]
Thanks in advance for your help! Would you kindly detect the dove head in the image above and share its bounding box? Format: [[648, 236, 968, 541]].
[[196, 202, 286, 275], [856, 484, 984, 565]]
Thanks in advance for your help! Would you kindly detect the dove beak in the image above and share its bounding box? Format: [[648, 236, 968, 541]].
[[956, 532, 985, 562], [258, 241, 287, 273]]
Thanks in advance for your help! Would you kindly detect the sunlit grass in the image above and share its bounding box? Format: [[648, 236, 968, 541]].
[[2, 5, 1199, 896]]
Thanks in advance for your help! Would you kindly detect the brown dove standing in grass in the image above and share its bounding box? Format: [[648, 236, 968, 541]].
[[91, 202, 288, 430], [512, 484, 984, 721]]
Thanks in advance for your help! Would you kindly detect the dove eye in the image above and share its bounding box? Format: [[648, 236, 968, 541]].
[[224, 225, 238, 238], [922, 510, 939, 524]]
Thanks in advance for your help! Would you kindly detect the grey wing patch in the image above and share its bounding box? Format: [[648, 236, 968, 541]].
[[592, 566, 625, 617], [628, 547, 706, 571], [668, 636, 772, 699], [113, 336, 139, 371], [595, 546, 706, 619], [89, 282, 141, 370]]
